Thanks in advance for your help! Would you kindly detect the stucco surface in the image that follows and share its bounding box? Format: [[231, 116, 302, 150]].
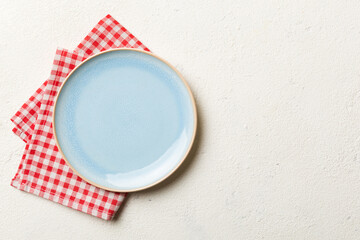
[[1, 1, 360, 239]]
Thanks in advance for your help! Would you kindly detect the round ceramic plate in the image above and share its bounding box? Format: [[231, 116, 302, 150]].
[[53, 49, 196, 192]]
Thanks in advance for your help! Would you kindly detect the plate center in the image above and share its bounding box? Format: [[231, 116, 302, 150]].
[[74, 65, 180, 173]]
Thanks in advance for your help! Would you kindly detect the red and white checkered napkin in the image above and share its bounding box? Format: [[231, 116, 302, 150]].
[[10, 14, 150, 220]]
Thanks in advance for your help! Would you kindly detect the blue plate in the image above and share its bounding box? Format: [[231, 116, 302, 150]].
[[53, 49, 196, 192]]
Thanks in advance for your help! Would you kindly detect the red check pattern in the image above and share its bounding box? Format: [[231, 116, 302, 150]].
[[11, 81, 47, 143], [10, 15, 150, 220]]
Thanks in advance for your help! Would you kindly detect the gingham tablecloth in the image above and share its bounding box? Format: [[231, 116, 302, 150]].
[[10, 14, 150, 220]]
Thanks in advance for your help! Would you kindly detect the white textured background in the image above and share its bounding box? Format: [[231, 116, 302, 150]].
[[1, 1, 360, 239]]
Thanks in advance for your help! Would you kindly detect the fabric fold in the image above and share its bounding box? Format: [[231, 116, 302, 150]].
[[10, 14, 150, 220]]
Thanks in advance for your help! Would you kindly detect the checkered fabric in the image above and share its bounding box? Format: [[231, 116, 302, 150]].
[[10, 14, 150, 220]]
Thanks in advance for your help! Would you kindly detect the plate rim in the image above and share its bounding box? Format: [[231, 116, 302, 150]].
[[52, 48, 197, 192]]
